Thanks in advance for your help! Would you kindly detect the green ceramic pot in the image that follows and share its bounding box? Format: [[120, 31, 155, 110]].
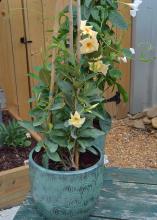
[[29, 148, 104, 220]]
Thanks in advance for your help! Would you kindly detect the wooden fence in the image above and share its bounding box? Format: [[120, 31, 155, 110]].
[[0, 0, 131, 120]]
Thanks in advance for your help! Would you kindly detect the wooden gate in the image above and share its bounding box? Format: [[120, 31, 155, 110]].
[[0, 0, 131, 119]]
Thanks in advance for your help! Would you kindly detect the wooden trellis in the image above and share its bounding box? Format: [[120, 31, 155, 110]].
[[0, 0, 131, 120]]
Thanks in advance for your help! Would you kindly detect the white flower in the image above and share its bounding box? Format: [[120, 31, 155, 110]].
[[68, 111, 85, 128], [89, 60, 109, 76], [125, 0, 142, 17], [130, 9, 137, 17], [80, 20, 98, 38], [127, 0, 142, 10], [80, 37, 99, 54], [118, 56, 128, 63], [130, 48, 135, 54], [26, 132, 31, 138], [104, 155, 109, 165], [24, 160, 29, 165]]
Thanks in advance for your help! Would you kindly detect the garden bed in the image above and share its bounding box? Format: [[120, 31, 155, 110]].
[[0, 109, 41, 209]]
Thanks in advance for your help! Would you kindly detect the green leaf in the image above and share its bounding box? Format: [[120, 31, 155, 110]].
[[116, 83, 128, 102], [24, 140, 31, 147], [99, 110, 112, 135], [33, 66, 42, 72], [51, 136, 68, 147], [88, 22, 101, 32], [79, 128, 105, 139], [42, 153, 49, 169], [78, 138, 94, 149], [47, 151, 61, 162], [109, 11, 128, 29], [18, 121, 35, 131], [109, 69, 122, 79], [122, 48, 133, 59], [45, 140, 58, 153], [85, 0, 92, 7], [28, 72, 40, 81], [58, 80, 73, 95], [87, 146, 98, 155], [91, 8, 100, 22], [67, 142, 74, 151], [51, 101, 65, 111], [35, 141, 43, 152]]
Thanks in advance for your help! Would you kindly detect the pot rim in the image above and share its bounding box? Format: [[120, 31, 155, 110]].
[[29, 147, 104, 175]]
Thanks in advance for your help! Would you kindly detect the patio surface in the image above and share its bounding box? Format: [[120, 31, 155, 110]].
[[13, 167, 157, 220]]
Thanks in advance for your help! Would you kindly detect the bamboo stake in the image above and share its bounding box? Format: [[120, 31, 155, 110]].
[[74, 0, 82, 170], [69, 0, 73, 53], [48, 3, 59, 123], [77, 0, 81, 63]]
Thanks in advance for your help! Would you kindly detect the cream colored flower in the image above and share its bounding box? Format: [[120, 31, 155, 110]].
[[26, 132, 31, 138], [80, 20, 87, 29], [80, 38, 99, 54], [80, 20, 97, 38], [68, 111, 85, 128], [89, 60, 109, 76]]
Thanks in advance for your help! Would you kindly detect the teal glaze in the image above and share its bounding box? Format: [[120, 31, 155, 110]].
[[29, 148, 104, 220], [93, 117, 112, 153], [93, 135, 105, 152]]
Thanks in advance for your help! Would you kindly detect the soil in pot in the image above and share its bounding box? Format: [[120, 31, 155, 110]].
[[33, 148, 100, 171], [0, 110, 36, 171]]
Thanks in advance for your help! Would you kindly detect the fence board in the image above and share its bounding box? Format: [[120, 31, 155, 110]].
[[8, 0, 30, 119], [0, 1, 18, 112]]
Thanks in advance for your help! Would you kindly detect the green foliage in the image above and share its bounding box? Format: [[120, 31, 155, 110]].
[[0, 120, 31, 148], [19, 0, 132, 170]]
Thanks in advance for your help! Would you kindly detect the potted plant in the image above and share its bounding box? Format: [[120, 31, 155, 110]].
[[19, 0, 140, 219]]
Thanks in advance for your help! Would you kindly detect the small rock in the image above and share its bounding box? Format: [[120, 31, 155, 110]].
[[152, 117, 157, 129], [143, 117, 151, 125], [128, 119, 145, 129], [147, 106, 157, 118], [129, 112, 146, 120]]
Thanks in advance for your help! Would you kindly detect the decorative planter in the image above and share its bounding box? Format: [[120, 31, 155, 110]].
[[29, 148, 104, 220], [0, 108, 41, 209]]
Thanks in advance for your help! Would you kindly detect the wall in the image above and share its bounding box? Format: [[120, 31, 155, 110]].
[[130, 0, 157, 113]]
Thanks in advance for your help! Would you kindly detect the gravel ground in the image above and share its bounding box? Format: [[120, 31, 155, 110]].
[[106, 118, 157, 169]]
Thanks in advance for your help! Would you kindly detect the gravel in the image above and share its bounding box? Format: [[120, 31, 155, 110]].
[[106, 118, 157, 169]]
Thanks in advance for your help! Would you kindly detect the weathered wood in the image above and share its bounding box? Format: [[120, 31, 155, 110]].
[[0, 1, 18, 113], [93, 181, 157, 219], [8, 0, 30, 120], [104, 168, 157, 185], [14, 168, 157, 220], [0, 166, 30, 209]]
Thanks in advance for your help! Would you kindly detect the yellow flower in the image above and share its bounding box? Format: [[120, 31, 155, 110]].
[[68, 111, 85, 128], [80, 38, 99, 54], [80, 20, 97, 38], [89, 60, 109, 76]]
